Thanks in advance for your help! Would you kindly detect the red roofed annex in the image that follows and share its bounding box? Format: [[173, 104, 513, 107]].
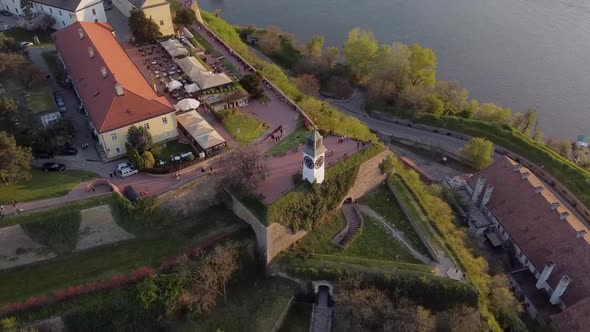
[[466, 156, 590, 331], [53, 21, 178, 159]]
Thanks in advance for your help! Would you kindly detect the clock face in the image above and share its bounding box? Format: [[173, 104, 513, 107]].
[[315, 156, 324, 169], [304, 156, 314, 169]]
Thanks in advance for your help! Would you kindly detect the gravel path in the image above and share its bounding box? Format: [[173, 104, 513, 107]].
[[358, 204, 433, 265]]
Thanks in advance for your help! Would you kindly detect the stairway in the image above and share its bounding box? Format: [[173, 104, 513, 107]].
[[310, 286, 333, 332], [337, 203, 363, 247]]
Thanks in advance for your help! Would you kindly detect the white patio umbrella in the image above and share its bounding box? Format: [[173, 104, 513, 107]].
[[184, 83, 200, 93], [174, 98, 201, 111], [166, 80, 183, 91]]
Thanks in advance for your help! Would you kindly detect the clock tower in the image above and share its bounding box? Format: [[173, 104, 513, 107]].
[[302, 130, 327, 184]]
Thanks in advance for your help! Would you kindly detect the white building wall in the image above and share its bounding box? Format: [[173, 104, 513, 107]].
[[75, 2, 107, 24], [0, 0, 22, 15], [112, 0, 135, 17]]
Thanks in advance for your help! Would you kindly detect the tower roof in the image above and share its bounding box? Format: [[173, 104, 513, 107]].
[[303, 130, 326, 157]]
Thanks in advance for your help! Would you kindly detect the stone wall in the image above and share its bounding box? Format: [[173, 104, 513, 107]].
[[266, 223, 307, 263], [346, 149, 393, 201], [229, 193, 268, 254]]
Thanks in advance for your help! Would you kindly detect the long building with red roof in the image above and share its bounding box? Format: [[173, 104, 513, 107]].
[[53, 21, 178, 160], [466, 156, 590, 331]]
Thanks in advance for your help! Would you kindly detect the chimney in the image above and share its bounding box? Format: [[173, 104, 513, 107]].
[[100, 66, 107, 78], [536, 261, 555, 289], [576, 229, 588, 238], [560, 212, 569, 221], [550, 202, 561, 211], [550, 275, 571, 305], [481, 184, 494, 208], [471, 174, 486, 203], [521, 172, 530, 179], [88, 47, 94, 58], [114, 83, 124, 96], [535, 186, 544, 194], [78, 28, 84, 39], [513, 164, 523, 172]]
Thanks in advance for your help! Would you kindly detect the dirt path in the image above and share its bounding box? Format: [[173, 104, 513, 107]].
[[358, 204, 433, 265]]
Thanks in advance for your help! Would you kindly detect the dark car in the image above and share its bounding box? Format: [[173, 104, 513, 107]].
[[54, 94, 67, 113], [41, 162, 66, 172], [123, 186, 138, 202], [33, 151, 55, 159], [0, 10, 12, 16], [58, 146, 78, 155]]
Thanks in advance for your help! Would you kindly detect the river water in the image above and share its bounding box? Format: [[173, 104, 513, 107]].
[[199, 0, 590, 139]]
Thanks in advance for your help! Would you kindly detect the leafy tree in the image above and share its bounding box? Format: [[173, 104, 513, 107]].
[[546, 138, 573, 159], [16, 12, 55, 31], [0, 97, 18, 132], [426, 94, 444, 114], [127, 147, 145, 170], [129, 9, 163, 44], [398, 85, 429, 112], [142, 151, 155, 168], [21, 64, 44, 90], [306, 34, 324, 58], [0, 131, 32, 184], [239, 71, 265, 99], [408, 43, 437, 88], [342, 27, 378, 83], [0, 34, 27, 54], [435, 81, 469, 114], [0, 53, 27, 74], [437, 305, 482, 332], [176, 243, 239, 314], [127, 125, 153, 153], [459, 137, 494, 170], [474, 102, 512, 123], [258, 27, 282, 55], [20, 0, 33, 17], [367, 79, 398, 104], [173, 8, 197, 26], [323, 46, 340, 69], [222, 146, 266, 196], [370, 42, 410, 91], [295, 73, 320, 96]]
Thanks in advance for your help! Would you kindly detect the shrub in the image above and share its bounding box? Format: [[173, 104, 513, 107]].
[[127, 147, 145, 171], [142, 151, 155, 168], [379, 154, 395, 175], [114, 194, 161, 225], [20, 210, 81, 255]]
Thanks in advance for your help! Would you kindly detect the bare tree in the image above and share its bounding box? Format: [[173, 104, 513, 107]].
[[222, 146, 267, 196], [176, 243, 240, 314], [259, 27, 282, 56], [295, 73, 321, 96]]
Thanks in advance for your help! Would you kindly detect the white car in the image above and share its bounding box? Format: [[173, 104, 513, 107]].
[[117, 162, 132, 171], [20, 41, 33, 47], [0, 24, 14, 31], [118, 167, 138, 178]]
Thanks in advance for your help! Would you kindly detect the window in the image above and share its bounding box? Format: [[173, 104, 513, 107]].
[[59, 10, 62, 16], [144, 123, 150, 130], [49, 8, 52, 13], [62, 20, 65, 26], [92, 8, 96, 15], [162, 117, 168, 124], [160, 20, 164, 26], [111, 133, 117, 140], [115, 147, 121, 153]]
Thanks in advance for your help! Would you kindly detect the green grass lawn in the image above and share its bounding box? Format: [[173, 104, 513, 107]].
[[0, 169, 96, 205], [220, 108, 268, 144], [183, 277, 298, 332], [0, 206, 248, 304], [265, 120, 310, 157], [2, 28, 53, 44], [0, 77, 55, 115], [153, 140, 193, 162], [359, 184, 430, 256], [294, 211, 420, 264], [20, 210, 81, 255], [279, 302, 312, 332]]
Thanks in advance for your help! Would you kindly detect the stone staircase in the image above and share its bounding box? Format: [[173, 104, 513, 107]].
[[310, 286, 333, 332], [332, 203, 363, 248]]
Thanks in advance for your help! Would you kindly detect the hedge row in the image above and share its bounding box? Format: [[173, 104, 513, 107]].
[[417, 114, 590, 208], [0, 232, 230, 317], [287, 266, 478, 311]]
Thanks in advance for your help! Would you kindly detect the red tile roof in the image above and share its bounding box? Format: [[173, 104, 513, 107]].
[[468, 157, 590, 330], [53, 22, 173, 133]]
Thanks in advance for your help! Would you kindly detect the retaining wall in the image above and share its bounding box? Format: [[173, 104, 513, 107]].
[[346, 149, 393, 201]]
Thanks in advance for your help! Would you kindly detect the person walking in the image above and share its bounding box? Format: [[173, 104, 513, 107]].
[[12, 199, 17, 208], [109, 172, 113, 178]]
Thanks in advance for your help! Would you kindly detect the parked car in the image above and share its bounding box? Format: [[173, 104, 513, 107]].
[[0, 24, 14, 31], [118, 166, 138, 178], [123, 185, 138, 201], [19, 41, 33, 47], [0, 10, 12, 16], [33, 151, 55, 159], [54, 94, 67, 113], [58, 146, 78, 155], [41, 162, 66, 172], [117, 162, 133, 171]]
